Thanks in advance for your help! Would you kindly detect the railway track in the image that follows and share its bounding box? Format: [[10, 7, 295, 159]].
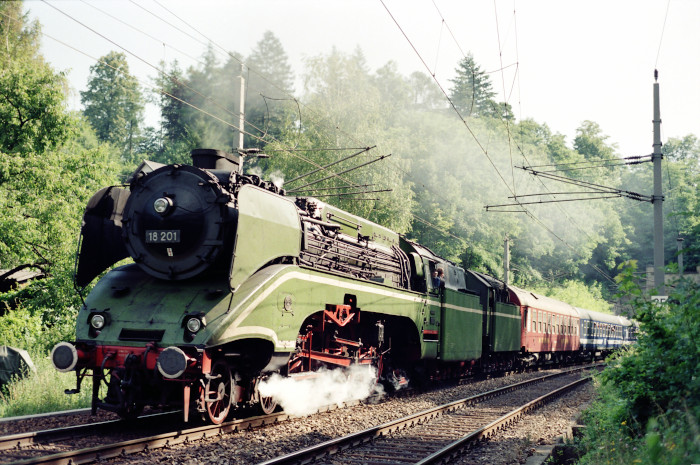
[[0, 364, 598, 465], [0, 395, 375, 465], [258, 366, 596, 465]]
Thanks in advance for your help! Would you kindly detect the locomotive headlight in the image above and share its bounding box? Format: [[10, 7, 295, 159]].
[[186, 317, 202, 333], [153, 197, 173, 215], [90, 313, 106, 330]]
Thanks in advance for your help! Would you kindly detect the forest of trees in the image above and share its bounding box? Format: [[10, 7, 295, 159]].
[[1, 1, 699, 348]]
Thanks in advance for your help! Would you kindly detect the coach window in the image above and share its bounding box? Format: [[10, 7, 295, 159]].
[[541, 313, 544, 333], [531, 311, 536, 333], [542, 313, 546, 333], [540, 311, 544, 333]]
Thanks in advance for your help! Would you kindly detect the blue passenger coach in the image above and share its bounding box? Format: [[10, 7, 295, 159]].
[[577, 307, 628, 359]]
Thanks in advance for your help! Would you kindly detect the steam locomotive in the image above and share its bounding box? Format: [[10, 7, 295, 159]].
[[51, 149, 636, 424]]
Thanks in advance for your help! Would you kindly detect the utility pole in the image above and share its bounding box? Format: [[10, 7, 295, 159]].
[[677, 237, 684, 278], [503, 236, 510, 286], [237, 72, 246, 174], [652, 70, 665, 294]]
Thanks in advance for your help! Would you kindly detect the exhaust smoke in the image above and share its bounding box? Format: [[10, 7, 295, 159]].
[[258, 365, 383, 416]]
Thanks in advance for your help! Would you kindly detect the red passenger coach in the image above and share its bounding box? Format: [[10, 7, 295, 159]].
[[508, 286, 580, 365]]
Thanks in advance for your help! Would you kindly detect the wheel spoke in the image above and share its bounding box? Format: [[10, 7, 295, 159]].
[[205, 361, 232, 424]]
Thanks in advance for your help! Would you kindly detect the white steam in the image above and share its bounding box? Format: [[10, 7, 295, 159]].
[[258, 366, 383, 417], [244, 166, 284, 189], [270, 170, 285, 189]]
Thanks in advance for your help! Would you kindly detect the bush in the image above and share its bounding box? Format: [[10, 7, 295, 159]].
[[0, 351, 93, 417], [0, 305, 77, 355], [576, 265, 700, 464]]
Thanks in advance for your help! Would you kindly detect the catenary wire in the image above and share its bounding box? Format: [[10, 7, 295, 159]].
[[38, 1, 369, 191], [388, 0, 618, 284]]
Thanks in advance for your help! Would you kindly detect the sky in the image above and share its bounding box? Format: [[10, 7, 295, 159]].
[[21, 0, 700, 158]]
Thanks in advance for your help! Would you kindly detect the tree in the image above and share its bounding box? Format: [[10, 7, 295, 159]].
[[244, 31, 296, 148], [408, 71, 445, 110], [0, 59, 71, 154], [156, 60, 188, 144], [0, 1, 41, 65], [0, 3, 123, 343], [573, 120, 617, 160], [0, 2, 71, 154], [449, 53, 496, 117], [81, 51, 144, 161]]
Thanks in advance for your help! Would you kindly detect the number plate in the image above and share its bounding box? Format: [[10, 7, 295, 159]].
[[146, 230, 181, 244]]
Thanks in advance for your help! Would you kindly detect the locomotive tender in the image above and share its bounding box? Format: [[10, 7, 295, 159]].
[[51, 149, 636, 424]]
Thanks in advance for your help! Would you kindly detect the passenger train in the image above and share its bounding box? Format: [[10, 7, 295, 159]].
[[50, 149, 636, 424]]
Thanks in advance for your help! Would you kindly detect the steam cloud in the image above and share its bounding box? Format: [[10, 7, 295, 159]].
[[258, 365, 383, 416], [270, 170, 285, 189]]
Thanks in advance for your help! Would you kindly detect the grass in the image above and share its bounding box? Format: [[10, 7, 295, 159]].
[[0, 351, 95, 418]]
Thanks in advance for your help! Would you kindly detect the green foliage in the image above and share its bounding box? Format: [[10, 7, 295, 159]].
[[81, 51, 144, 162], [0, 60, 72, 154], [448, 53, 496, 117], [577, 266, 700, 464], [0, 2, 71, 155], [153, 32, 296, 156], [0, 40, 122, 347], [532, 280, 612, 313], [0, 6, 120, 333], [0, 351, 94, 417], [0, 2, 42, 65]]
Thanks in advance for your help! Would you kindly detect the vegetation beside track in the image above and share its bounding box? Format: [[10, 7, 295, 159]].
[[574, 266, 700, 465], [0, 351, 94, 418]]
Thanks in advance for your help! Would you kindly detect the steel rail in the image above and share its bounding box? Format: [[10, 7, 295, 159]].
[[1, 393, 382, 465], [3, 411, 290, 465], [0, 411, 180, 452], [416, 377, 590, 464], [257, 366, 596, 465], [2, 364, 599, 465], [0, 408, 91, 424]]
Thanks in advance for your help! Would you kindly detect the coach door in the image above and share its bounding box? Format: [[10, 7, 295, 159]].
[[420, 259, 441, 359]]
